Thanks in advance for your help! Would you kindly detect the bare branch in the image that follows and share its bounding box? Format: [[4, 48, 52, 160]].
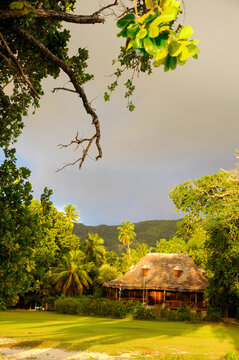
[[0, 9, 104, 24], [0, 31, 40, 99], [58, 132, 92, 149], [11, 25, 102, 169], [93, 0, 118, 16], [52, 87, 77, 94], [56, 134, 96, 172]]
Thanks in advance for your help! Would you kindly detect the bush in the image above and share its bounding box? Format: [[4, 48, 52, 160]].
[[54, 297, 202, 323], [55, 296, 79, 314], [133, 305, 154, 320], [0, 299, 6, 311], [204, 307, 222, 322], [176, 305, 192, 321]]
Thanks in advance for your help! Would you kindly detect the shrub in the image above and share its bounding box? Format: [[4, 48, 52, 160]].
[[133, 305, 154, 320], [54, 297, 202, 323], [176, 305, 192, 321], [55, 296, 79, 314], [0, 299, 6, 311], [204, 307, 222, 322]]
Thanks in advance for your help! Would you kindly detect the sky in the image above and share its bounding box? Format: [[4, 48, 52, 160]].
[[15, 0, 239, 225]]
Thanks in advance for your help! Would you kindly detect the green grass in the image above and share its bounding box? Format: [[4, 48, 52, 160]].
[[0, 310, 238, 359]]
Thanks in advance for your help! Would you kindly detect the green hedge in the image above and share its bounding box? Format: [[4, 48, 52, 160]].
[[55, 297, 204, 322]]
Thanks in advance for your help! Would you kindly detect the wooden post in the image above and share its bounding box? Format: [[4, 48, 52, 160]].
[[163, 290, 166, 302], [195, 292, 197, 305]]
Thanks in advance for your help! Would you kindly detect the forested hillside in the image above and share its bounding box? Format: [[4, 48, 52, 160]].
[[73, 220, 179, 253]]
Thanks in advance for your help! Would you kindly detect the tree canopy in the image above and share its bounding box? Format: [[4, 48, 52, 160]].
[[169, 167, 239, 313]]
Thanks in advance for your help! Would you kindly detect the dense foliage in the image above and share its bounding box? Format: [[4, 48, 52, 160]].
[[169, 167, 239, 315], [0, 149, 37, 309], [55, 296, 204, 322]]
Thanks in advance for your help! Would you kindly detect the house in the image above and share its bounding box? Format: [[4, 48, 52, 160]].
[[104, 253, 208, 311]]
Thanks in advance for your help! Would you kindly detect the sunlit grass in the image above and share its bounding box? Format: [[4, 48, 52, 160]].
[[0, 310, 238, 359]]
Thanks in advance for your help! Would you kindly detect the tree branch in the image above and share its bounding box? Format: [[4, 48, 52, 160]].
[[93, 0, 118, 16], [56, 134, 96, 172], [0, 9, 104, 24], [52, 87, 77, 94], [11, 25, 102, 169], [0, 31, 40, 99]]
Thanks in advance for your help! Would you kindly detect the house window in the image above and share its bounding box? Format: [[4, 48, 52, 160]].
[[174, 270, 182, 278]]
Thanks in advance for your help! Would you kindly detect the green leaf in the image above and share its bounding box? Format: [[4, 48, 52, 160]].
[[164, 55, 171, 72], [178, 26, 194, 40], [153, 57, 165, 67], [179, 46, 189, 61], [137, 27, 148, 39], [149, 25, 160, 38], [158, 7, 178, 24], [177, 58, 186, 65], [187, 44, 200, 57], [154, 50, 167, 61], [137, 9, 153, 24], [132, 37, 142, 49], [143, 36, 163, 55], [170, 56, 177, 70], [117, 26, 128, 38], [117, 14, 135, 29], [127, 23, 140, 38], [168, 41, 183, 57]]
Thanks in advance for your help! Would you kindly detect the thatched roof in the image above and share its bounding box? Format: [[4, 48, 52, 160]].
[[104, 253, 208, 292]]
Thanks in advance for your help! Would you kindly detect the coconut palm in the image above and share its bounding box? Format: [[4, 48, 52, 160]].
[[132, 243, 152, 265], [51, 250, 92, 296], [82, 233, 105, 266], [64, 204, 80, 224], [117, 220, 136, 255]]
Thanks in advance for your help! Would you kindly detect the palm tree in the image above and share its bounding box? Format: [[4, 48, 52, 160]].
[[132, 243, 151, 264], [82, 233, 105, 266], [117, 220, 136, 255], [64, 204, 80, 224], [51, 250, 92, 297]]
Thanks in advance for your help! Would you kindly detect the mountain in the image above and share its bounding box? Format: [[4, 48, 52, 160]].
[[73, 219, 180, 253]]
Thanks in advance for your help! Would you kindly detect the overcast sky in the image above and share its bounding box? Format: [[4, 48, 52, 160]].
[[15, 0, 239, 225]]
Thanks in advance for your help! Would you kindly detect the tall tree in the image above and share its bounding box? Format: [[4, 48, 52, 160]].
[[81, 233, 105, 266], [0, 148, 38, 308], [131, 243, 152, 264], [169, 167, 239, 314], [117, 220, 136, 255], [154, 236, 187, 254], [64, 204, 80, 224], [51, 250, 92, 296], [30, 199, 80, 268]]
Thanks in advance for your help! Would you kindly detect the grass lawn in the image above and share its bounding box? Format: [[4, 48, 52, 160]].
[[0, 310, 238, 359]]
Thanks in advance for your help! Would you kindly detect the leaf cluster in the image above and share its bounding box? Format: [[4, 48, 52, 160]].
[[117, 0, 199, 71]]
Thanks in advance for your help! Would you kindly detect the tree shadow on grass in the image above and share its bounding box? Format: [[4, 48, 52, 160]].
[[43, 318, 239, 356], [1, 311, 239, 356]]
